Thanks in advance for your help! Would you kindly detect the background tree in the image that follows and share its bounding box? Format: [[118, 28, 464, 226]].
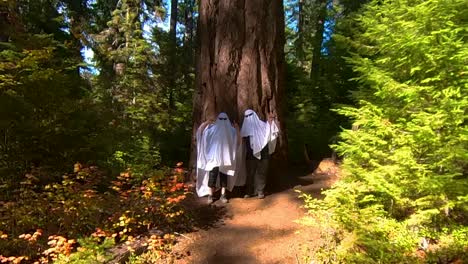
[[180, 0, 196, 91], [309, 0, 326, 86], [284, 0, 368, 166], [0, 0, 93, 177]]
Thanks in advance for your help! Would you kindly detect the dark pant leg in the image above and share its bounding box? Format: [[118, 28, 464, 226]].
[[208, 167, 219, 188], [245, 159, 258, 195], [219, 172, 228, 188], [254, 159, 269, 194]]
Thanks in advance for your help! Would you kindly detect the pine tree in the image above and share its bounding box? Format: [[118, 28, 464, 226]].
[[300, 0, 468, 262]]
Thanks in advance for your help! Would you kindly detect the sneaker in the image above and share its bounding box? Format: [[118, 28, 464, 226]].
[[220, 194, 228, 203], [207, 195, 213, 204], [243, 194, 251, 198], [257, 192, 265, 199]]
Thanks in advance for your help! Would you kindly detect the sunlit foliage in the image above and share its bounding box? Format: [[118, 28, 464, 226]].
[[300, 0, 468, 262], [0, 164, 189, 262]]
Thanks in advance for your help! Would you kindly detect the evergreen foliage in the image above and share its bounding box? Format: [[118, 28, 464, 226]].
[[284, 0, 366, 164], [0, 0, 195, 260], [0, 0, 94, 176], [300, 0, 468, 262], [0, 0, 194, 179]]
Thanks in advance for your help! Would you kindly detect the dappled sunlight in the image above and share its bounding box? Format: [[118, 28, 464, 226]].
[[167, 169, 333, 263], [171, 203, 318, 264]]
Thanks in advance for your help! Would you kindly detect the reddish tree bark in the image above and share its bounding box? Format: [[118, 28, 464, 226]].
[[191, 0, 287, 174]]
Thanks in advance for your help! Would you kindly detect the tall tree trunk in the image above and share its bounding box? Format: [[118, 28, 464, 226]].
[[183, 0, 195, 92], [296, 0, 305, 66], [184, 0, 194, 50], [191, 0, 287, 176], [310, 0, 326, 85], [168, 0, 178, 108], [0, 1, 25, 42], [62, 0, 89, 78]]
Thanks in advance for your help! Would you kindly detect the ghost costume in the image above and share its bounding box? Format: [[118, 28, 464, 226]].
[[241, 109, 279, 158], [239, 109, 279, 196], [196, 113, 238, 197]]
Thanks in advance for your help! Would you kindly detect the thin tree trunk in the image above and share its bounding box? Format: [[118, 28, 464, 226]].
[[62, 0, 89, 77], [183, 0, 195, 92], [168, 0, 178, 108], [297, 0, 305, 66], [310, 0, 326, 85], [183, 0, 194, 47], [191, 0, 287, 176]]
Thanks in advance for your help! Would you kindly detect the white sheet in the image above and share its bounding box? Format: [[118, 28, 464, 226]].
[[240, 109, 279, 159], [196, 113, 238, 197]]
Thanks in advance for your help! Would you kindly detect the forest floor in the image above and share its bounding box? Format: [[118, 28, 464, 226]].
[[168, 160, 339, 264]]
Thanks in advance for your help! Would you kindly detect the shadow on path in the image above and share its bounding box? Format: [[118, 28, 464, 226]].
[[172, 161, 339, 263], [180, 193, 228, 231]]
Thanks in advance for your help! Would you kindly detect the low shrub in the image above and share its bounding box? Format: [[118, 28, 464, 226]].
[[0, 163, 189, 263]]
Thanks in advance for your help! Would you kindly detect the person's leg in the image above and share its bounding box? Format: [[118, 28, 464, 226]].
[[219, 172, 228, 203], [244, 159, 257, 198], [254, 159, 269, 199], [207, 167, 219, 204]]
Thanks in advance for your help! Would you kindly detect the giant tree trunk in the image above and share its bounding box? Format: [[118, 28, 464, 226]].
[[191, 0, 287, 177]]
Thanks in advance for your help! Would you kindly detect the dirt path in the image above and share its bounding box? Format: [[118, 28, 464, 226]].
[[170, 170, 335, 264]]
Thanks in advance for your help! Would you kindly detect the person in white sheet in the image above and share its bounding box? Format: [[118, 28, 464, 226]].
[[240, 109, 279, 199], [196, 112, 240, 204]]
